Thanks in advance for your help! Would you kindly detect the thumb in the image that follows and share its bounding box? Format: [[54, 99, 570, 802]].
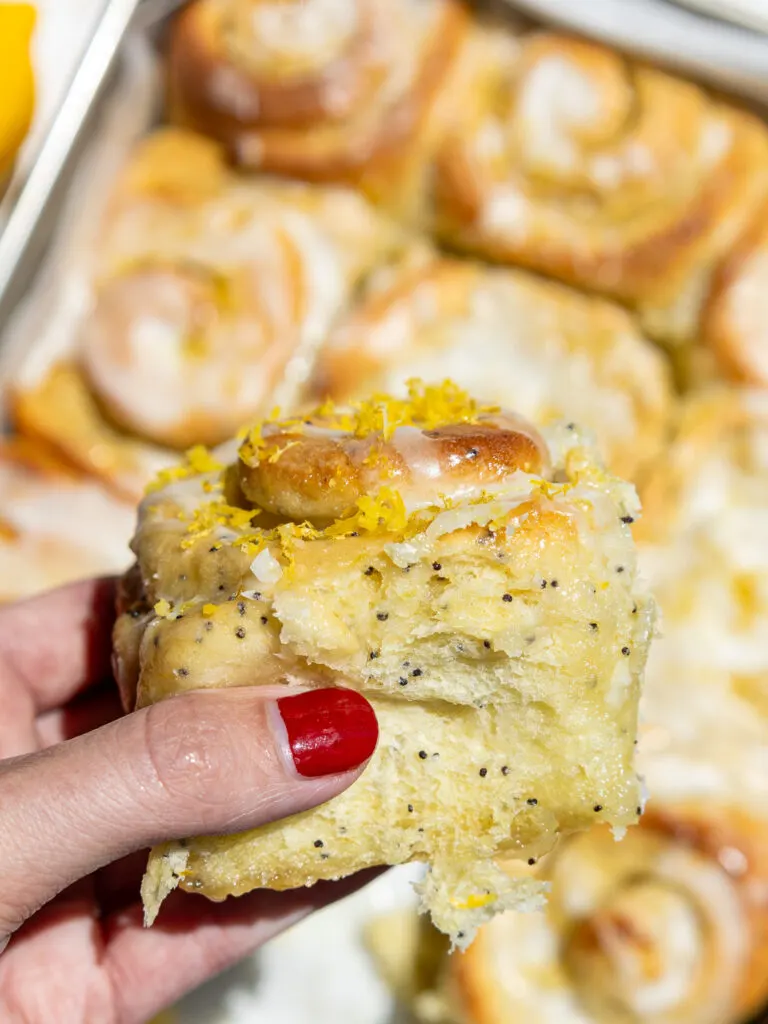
[[0, 685, 378, 943]]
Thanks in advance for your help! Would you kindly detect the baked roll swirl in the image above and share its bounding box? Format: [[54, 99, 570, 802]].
[[391, 811, 768, 1024], [167, 0, 470, 218], [114, 380, 653, 945], [12, 129, 401, 499], [0, 439, 134, 603], [312, 253, 673, 482], [432, 31, 768, 349]]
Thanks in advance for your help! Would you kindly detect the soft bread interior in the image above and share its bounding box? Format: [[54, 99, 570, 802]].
[[115, 385, 651, 946]]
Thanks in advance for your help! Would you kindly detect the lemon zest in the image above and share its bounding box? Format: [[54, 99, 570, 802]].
[[453, 893, 496, 910], [180, 500, 260, 549], [145, 445, 223, 494], [154, 599, 172, 618], [266, 440, 300, 464], [238, 379, 498, 466]]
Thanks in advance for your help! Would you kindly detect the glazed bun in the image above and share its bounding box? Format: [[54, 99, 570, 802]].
[[113, 381, 652, 946], [432, 30, 768, 352], [370, 810, 768, 1024], [12, 129, 401, 501], [167, 0, 470, 218]]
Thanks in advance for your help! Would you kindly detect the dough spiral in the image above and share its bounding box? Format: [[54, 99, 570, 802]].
[[431, 31, 768, 350], [11, 129, 400, 500], [167, 0, 470, 218]]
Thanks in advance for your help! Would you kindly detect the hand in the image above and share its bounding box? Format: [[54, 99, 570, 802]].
[[0, 578, 379, 1022]]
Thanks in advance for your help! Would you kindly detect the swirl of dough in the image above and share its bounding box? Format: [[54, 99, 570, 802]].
[[446, 810, 768, 1024], [167, 0, 469, 216], [238, 388, 549, 521], [312, 254, 673, 482], [12, 129, 400, 468], [80, 219, 315, 450], [432, 31, 768, 347], [557, 826, 747, 1024]]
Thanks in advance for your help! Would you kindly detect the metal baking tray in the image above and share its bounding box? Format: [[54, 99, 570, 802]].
[[0, 0, 187, 419]]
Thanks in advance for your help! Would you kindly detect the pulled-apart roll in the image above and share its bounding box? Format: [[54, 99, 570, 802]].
[[432, 30, 768, 352], [167, 0, 470, 218], [12, 129, 401, 500], [114, 380, 653, 945], [311, 252, 673, 481], [0, 439, 134, 603]]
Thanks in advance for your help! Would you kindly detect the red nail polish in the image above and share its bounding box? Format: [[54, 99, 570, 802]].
[[277, 688, 378, 778]]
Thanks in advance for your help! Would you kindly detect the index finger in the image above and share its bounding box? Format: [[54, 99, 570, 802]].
[[0, 577, 117, 712]]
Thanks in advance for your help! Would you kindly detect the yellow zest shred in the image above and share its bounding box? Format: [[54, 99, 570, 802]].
[[202, 603, 218, 617], [325, 486, 408, 538], [180, 500, 260, 549], [454, 893, 496, 910], [357, 488, 408, 532], [154, 599, 172, 618], [266, 440, 300, 464], [238, 533, 268, 558], [145, 445, 223, 494], [238, 379, 499, 466]]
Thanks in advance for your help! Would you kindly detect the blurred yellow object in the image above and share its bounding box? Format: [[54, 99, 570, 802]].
[[0, 3, 36, 187]]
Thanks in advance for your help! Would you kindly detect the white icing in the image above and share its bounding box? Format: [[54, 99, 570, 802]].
[[384, 486, 534, 568], [370, 273, 643, 467], [249, 0, 358, 59], [82, 188, 350, 445], [250, 547, 283, 583], [517, 56, 601, 174], [637, 399, 768, 810], [481, 188, 532, 243]]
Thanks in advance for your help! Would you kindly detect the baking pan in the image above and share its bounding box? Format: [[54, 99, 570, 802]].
[[0, 0, 188, 414]]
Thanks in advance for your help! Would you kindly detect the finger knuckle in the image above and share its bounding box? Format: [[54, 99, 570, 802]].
[[142, 694, 255, 823]]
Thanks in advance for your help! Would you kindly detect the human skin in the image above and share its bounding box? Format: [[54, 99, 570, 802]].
[[0, 577, 379, 1023]]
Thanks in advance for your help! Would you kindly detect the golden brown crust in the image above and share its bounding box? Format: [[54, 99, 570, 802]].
[[431, 31, 768, 348], [239, 416, 548, 522], [167, 0, 471, 217], [11, 362, 174, 504]]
